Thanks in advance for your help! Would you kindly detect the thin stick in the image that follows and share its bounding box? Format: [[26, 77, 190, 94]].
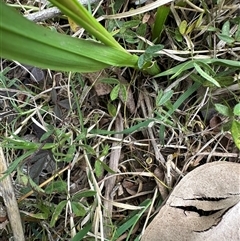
[[24, 0, 101, 22], [0, 147, 25, 241], [103, 110, 123, 237]]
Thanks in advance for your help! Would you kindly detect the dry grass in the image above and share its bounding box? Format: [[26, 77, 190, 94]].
[[0, 0, 240, 240]]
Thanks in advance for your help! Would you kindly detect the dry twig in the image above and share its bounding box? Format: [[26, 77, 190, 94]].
[[24, 0, 101, 22], [0, 147, 25, 241], [104, 112, 123, 237]]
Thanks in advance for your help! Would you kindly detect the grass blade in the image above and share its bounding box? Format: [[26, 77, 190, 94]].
[[155, 59, 240, 78], [89, 119, 155, 135], [193, 62, 220, 87], [71, 223, 92, 241], [152, 6, 170, 42], [159, 81, 201, 143], [113, 199, 151, 240]]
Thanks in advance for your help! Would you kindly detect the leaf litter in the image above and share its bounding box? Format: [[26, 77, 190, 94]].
[[0, 0, 240, 240]]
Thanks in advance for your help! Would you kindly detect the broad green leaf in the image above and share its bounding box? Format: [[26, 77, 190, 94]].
[[235, 23, 240, 41], [120, 84, 127, 102], [18, 172, 29, 186], [50, 200, 67, 227], [136, 23, 147, 49], [145, 44, 164, 54], [101, 144, 110, 156], [233, 103, 240, 116], [71, 202, 86, 217], [138, 53, 152, 69], [219, 20, 233, 43], [72, 190, 96, 201], [156, 90, 173, 106], [138, 54, 146, 69], [0, 2, 138, 73], [39, 129, 55, 142], [231, 120, 240, 150], [175, 29, 183, 42], [221, 21, 230, 36], [123, 20, 141, 28], [36, 202, 52, 215], [186, 21, 196, 35], [138, 45, 163, 69], [179, 20, 187, 35], [64, 145, 76, 162], [215, 104, 233, 117], [107, 102, 117, 117], [110, 84, 120, 101], [217, 34, 235, 44], [95, 159, 104, 178], [45, 180, 67, 194]]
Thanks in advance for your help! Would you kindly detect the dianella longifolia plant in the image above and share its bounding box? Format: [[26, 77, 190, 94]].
[[0, 0, 161, 74]]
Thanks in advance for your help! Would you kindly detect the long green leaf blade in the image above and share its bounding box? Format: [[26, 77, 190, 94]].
[[0, 2, 138, 72], [49, 0, 126, 51], [152, 6, 170, 42], [155, 59, 240, 78], [193, 63, 220, 87]]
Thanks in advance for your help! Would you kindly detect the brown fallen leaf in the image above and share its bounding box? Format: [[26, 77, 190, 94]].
[[141, 161, 240, 241], [84, 71, 111, 96]]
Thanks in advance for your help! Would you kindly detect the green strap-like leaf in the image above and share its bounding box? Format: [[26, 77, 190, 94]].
[[0, 2, 138, 72], [155, 59, 240, 78], [49, 0, 126, 51], [89, 119, 155, 135]]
